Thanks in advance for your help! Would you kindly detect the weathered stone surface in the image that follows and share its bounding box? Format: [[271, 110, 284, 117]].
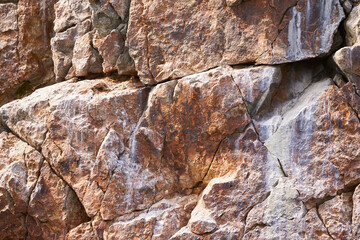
[[226, 0, 245, 7], [0, 65, 254, 236], [109, 0, 131, 22], [345, 3, 360, 45], [1, 78, 150, 220], [170, 125, 282, 238], [343, 0, 353, 14], [54, 0, 92, 33], [95, 29, 123, 73], [104, 195, 196, 240], [26, 161, 89, 239], [131, 66, 250, 199], [335, 4, 360, 87], [189, 212, 217, 235], [128, 0, 344, 84], [0, 3, 17, 31], [232, 65, 282, 116], [244, 179, 331, 239], [0, 3, 19, 102], [65, 222, 98, 240], [2, 0, 360, 238], [72, 31, 103, 76], [0, 0, 56, 105], [318, 192, 353, 240], [51, 19, 92, 81], [334, 45, 360, 90], [91, 0, 121, 38], [91, 0, 136, 76], [52, 0, 97, 81], [93, 27, 136, 76], [265, 79, 360, 207], [353, 184, 360, 237], [52, 0, 136, 81], [0, 131, 43, 240], [340, 82, 360, 125], [17, 0, 56, 82], [253, 60, 324, 142], [245, 208, 332, 240]]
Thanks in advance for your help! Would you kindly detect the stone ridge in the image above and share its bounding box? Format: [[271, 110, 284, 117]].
[[1, 0, 360, 240]]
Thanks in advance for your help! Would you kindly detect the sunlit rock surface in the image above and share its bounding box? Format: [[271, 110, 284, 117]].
[[128, 0, 344, 84], [1, 0, 360, 239], [0, 0, 56, 105]]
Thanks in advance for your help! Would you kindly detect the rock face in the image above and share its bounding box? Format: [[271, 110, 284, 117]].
[[128, 0, 344, 84], [0, 131, 43, 239], [0, 0, 56, 105], [51, 0, 135, 82], [1, 0, 360, 239]]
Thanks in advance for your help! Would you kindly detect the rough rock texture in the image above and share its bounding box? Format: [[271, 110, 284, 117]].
[[2, 0, 360, 239], [334, 4, 360, 90], [0, 131, 43, 239], [51, 0, 135, 82], [243, 179, 331, 239], [264, 80, 360, 206], [27, 161, 89, 240], [128, 0, 344, 84], [0, 0, 56, 105], [318, 192, 353, 239]]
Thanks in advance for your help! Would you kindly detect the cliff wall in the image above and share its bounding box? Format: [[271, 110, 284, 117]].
[[1, 0, 360, 239]]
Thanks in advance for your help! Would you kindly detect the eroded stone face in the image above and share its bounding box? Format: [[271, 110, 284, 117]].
[[243, 179, 331, 240], [334, 4, 360, 89], [0, 78, 149, 219], [51, 0, 135, 81], [232, 65, 282, 116], [171, 126, 282, 238], [334, 45, 360, 90], [17, 0, 56, 82], [318, 193, 353, 240], [53, 0, 92, 33], [128, 0, 344, 84], [0, 0, 56, 105], [0, 3, 19, 101], [131, 66, 250, 200], [72, 31, 103, 76], [51, 19, 92, 81], [265, 79, 360, 207], [1, 1, 358, 237], [345, 3, 360, 46], [26, 161, 89, 240], [104, 195, 196, 240], [0, 131, 43, 240], [353, 185, 360, 237], [65, 222, 98, 240]]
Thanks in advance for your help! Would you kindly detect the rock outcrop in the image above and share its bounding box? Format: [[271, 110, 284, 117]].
[[1, 0, 360, 239], [128, 0, 344, 84], [0, 0, 56, 105]]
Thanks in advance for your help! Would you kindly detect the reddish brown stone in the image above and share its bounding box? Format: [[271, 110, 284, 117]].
[[0, 0, 56, 105], [26, 161, 89, 239], [128, 0, 344, 84], [0, 131, 43, 240], [318, 193, 353, 240], [65, 222, 98, 240], [352, 184, 360, 237]]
